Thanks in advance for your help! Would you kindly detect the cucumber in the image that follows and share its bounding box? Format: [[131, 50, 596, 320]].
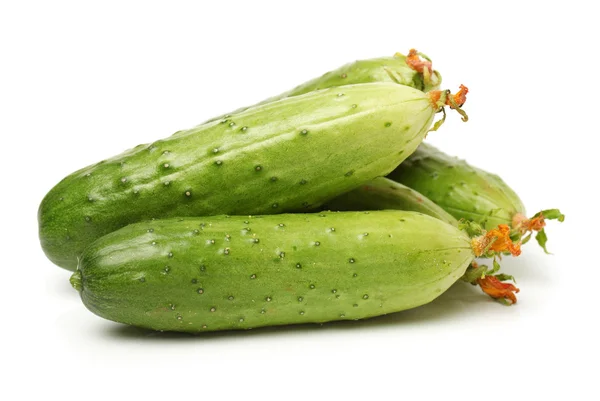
[[388, 143, 563, 252], [389, 143, 525, 228], [321, 177, 458, 226], [206, 49, 441, 123], [39, 83, 446, 271], [320, 177, 524, 303], [70, 210, 474, 333]]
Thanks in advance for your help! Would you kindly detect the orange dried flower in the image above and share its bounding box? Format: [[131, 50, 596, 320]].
[[406, 48, 433, 74], [477, 275, 520, 304], [512, 213, 546, 234], [450, 84, 468, 108], [471, 224, 522, 257], [428, 85, 469, 109]]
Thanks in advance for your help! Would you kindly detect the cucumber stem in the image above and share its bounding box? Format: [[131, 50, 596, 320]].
[[70, 270, 83, 292]]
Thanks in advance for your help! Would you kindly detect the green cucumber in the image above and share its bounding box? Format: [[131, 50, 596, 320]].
[[321, 177, 458, 226], [389, 143, 525, 228], [206, 49, 441, 122], [70, 210, 473, 333], [320, 177, 522, 303], [388, 143, 563, 252], [39, 83, 444, 271]]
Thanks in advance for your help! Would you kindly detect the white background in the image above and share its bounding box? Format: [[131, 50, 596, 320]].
[[1, 1, 597, 400]]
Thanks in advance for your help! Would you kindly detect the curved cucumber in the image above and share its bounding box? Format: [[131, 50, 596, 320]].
[[322, 177, 458, 226], [388, 143, 525, 230], [39, 83, 439, 271], [71, 211, 473, 333], [206, 50, 441, 123]]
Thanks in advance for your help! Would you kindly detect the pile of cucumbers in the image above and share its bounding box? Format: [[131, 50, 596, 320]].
[[39, 49, 563, 333]]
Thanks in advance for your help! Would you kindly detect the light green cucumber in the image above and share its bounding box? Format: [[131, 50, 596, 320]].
[[321, 177, 458, 226], [39, 83, 447, 271], [70, 211, 474, 333], [388, 143, 563, 251], [206, 49, 441, 123], [319, 178, 522, 303]]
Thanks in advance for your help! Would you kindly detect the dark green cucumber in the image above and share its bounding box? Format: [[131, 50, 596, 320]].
[[70, 211, 473, 333], [321, 177, 458, 226], [206, 50, 441, 123], [40, 83, 441, 271], [388, 143, 526, 230], [388, 143, 564, 252]]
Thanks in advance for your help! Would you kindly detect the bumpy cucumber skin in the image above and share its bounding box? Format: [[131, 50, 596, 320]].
[[74, 211, 472, 333], [388, 143, 526, 230], [321, 177, 458, 226], [39, 83, 436, 271], [207, 54, 441, 123]]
